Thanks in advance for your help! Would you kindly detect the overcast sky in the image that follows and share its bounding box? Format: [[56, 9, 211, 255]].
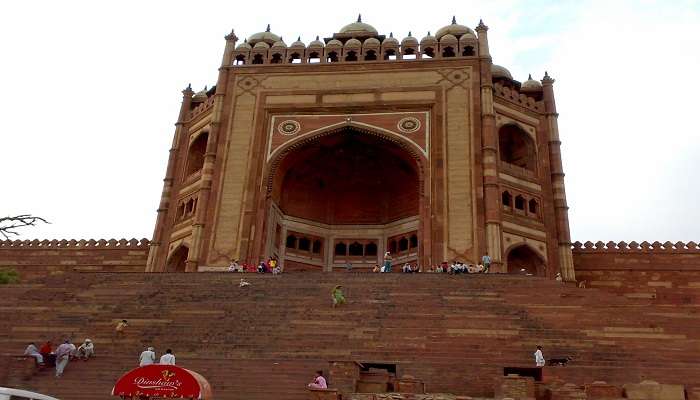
[[1, 0, 698, 242]]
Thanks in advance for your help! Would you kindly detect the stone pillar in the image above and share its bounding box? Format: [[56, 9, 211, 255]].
[[146, 84, 194, 272], [541, 72, 575, 282], [476, 20, 503, 272], [185, 30, 238, 272]]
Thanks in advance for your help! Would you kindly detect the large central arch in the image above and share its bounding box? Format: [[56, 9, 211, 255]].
[[261, 126, 427, 271]]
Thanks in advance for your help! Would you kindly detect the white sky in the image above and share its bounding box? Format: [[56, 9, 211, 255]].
[[1, 0, 698, 242]]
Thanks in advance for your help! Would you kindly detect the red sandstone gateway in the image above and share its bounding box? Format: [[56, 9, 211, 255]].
[[112, 365, 212, 399]]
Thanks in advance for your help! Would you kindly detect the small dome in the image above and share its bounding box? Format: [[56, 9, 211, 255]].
[[290, 37, 306, 48], [236, 39, 252, 50], [327, 39, 343, 47], [459, 32, 477, 41], [420, 31, 437, 44], [339, 14, 378, 35], [521, 74, 543, 92], [364, 37, 380, 46], [308, 36, 325, 48], [383, 32, 399, 45], [271, 38, 287, 49], [345, 38, 362, 47], [439, 33, 458, 43], [248, 24, 281, 46], [435, 16, 476, 40], [401, 32, 418, 46], [491, 64, 513, 80], [253, 41, 270, 49]]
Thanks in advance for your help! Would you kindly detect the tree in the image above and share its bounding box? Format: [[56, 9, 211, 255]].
[[0, 214, 49, 240]]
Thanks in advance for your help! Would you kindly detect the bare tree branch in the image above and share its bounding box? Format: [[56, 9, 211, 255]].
[[0, 214, 50, 240]]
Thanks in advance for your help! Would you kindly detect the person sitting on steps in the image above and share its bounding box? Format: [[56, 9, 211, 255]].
[[332, 285, 345, 308], [75, 338, 94, 361], [307, 370, 328, 389]]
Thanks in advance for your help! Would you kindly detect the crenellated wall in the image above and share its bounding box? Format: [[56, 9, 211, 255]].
[[572, 240, 700, 304], [0, 238, 149, 281]]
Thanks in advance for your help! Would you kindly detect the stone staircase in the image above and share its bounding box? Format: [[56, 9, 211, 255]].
[[1, 272, 699, 399]]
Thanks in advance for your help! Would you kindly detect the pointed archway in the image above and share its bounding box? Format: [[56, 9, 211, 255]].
[[260, 126, 427, 271], [506, 244, 545, 276], [166, 246, 189, 272]]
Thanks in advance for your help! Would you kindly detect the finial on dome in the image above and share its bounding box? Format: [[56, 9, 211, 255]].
[[297, 36, 301, 41], [187, 83, 192, 90], [204, 85, 208, 91], [265, 24, 271, 32], [452, 16, 457, 24], [280, 36, 283, 41], [528, 74, 533, 80], [428, 31, 431, 36], [315, 35, 320, 40], [389, 32, 394, 38], [476, 19, 488, 31], [357, 14, 362, 23], [542, 70, 555, 84], [408, 31, 412, 36]]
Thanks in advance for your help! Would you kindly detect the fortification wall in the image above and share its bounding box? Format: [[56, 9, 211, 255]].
[[0, 238, 149, 281], [572, 240, 700, 304]]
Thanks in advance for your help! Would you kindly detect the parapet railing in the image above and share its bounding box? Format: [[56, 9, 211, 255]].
[[0, 238, 150, 248], [493, 82, 543, 112], [572, 240, 699, 252]]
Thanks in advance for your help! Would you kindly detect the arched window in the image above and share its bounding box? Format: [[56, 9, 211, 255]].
[[349, 242, 363, 256], [234, 55, 246, 65], [442, 47, 455, 57], [389, 240, 397, 254], [270, 53, 283, 64], [252, 54, 264, 64], [502, 191, 513, 207], [399, 237, 409, 252], [515, 195, 525, 210], [176, 203, 185, 220], [288, 53, 301, 64], [364, 50, 377, 61], [409, 234, 418, 249], [462, 46, 475, 56], [422, 47, 435, 58], [365, 242, 377, 256], [312, 240, 322, 254], [298, 237, 311, 251], [335, 242, 347, 256], [345, 51, 358, 62], [327, 52, 339, 63], [507, 245, 545, 276], [185, 132, 208, 176], [286, 235, 297, 249], [186, 199, 194, 214], [529, 199, 539, 215], [403, 48, 416, 60], [499, 124, 536, 171], [384, 49, 396, 60], [308, 52, 321, 63]]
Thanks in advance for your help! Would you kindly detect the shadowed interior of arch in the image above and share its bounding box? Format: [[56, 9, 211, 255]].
[[271, 128, 419, 225], [506, 244, 545, 276]]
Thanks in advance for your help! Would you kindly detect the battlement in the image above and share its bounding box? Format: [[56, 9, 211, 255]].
[[493, 82, 544, 112], [0, 238, 149, 248], [572, 240, 699, 253]]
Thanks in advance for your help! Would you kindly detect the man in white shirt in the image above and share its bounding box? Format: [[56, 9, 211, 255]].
[[160, 348, 176, 365], [534, 345, 545, 367], [139, 347, 156, 366]]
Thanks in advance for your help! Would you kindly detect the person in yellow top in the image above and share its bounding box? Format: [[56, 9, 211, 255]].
[[115, 319, 128, 337], [331, 285, 345, 308]]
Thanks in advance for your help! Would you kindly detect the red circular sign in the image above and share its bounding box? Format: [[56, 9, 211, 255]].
[[112, 364, 208, 399]]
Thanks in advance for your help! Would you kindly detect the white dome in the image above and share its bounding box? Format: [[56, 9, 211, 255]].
[[491, 64, 513, 80], [345, 38, 362, 47]]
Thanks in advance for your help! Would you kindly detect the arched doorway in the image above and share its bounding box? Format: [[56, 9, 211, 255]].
[[268, 128, 422, 271], [166, 246, 189, 272], [506, 245, 545, 276]]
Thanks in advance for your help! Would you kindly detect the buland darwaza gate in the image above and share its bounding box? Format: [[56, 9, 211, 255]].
[[147, 15, 575, 280]]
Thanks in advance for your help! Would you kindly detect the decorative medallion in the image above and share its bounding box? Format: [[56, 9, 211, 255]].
[[278, 120, 301, 135], [397, 117, 421, 133]]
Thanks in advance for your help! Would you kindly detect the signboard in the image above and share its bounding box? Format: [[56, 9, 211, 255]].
[[112, 365, 210, 399]]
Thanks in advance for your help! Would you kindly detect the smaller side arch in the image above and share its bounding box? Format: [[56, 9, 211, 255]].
[[504, 242, 546, 276]]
